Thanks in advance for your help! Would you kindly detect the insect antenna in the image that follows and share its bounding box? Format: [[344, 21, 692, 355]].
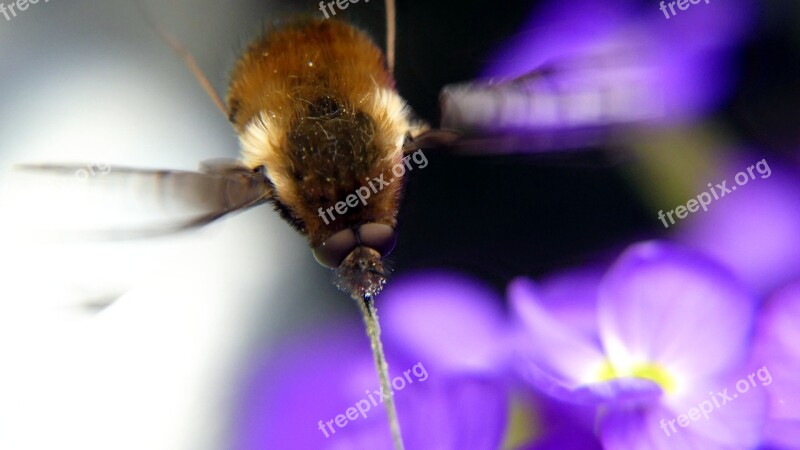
[[356, 293, 405, 450], [385, 0, 396, 73], [135, 1, 230, 118]]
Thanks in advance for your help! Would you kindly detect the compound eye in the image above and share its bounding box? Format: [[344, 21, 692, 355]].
[[313, 228, 358, 268], [357, 223, 397, 257]]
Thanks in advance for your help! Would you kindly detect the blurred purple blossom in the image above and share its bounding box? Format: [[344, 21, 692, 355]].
[[510, 241, 767, 449], [379, 271, 512, 377], [229, 318, 507, 450], [753, 282, 800, 449], [678, 156, 800, 296]]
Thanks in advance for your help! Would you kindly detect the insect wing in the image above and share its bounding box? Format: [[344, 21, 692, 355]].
[[13, 161, 272, 239]]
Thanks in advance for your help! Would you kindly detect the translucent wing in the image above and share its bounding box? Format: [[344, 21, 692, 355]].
[[14, 159, 272, 239], [409, 55, 664, 156], [421, 0, 745, 156]]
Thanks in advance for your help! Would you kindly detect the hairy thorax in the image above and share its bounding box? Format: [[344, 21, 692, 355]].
[[226, 19, 412, 246]]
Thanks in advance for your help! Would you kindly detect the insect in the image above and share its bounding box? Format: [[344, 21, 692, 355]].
[[225, 17, 417, 300]]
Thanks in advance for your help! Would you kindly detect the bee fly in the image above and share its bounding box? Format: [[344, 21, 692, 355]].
[[226, 17, 416, 300]]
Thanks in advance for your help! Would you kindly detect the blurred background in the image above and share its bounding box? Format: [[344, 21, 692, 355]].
[[0, 0, 798, 449]]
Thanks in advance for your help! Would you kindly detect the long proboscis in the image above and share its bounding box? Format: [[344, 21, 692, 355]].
[[356, 293, 405, 450]]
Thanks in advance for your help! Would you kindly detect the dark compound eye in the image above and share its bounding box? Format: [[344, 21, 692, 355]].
[[357, 223, 397, 257], [313, 228, 358, 268], [253, 165, 265, 175]]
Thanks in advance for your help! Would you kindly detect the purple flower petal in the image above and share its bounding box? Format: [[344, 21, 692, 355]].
[[597, 241, 756, 383], [524, 422, 602, 450], [575, 377, 664, 406], [679, 159, 800, 295], [380, 271, 510, 376], [230, 323, 507, 450], [754, 283, 800, 448], [601, 378, 766, 450], [397, 376, 508, 450], [484, 0, 634, 78], [510, 277, 607, 387], [601, 405, 705, 450], [755, 283, 800, 419], [536, 267, 605, 341], [520, 391, 601, 449], [521, 363, 662, 406], [658, 372, 767, 448], [231, 325, 388, 450], [762, 419, 800, 450]]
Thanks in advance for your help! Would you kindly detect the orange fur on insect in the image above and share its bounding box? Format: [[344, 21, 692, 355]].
[[227, 19, 414, 246]]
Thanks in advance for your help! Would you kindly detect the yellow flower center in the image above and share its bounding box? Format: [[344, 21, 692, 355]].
[[597, 360, 676, 394]]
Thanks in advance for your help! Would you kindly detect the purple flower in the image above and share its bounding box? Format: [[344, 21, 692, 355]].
[[678, 157, 800, 295], [229, 318, 507, 450], [510, 241, 767, 449], [753, 283, 800, 449]]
